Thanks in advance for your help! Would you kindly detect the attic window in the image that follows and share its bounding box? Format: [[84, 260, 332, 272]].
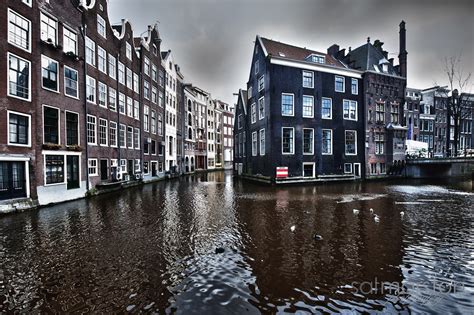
[[306, 54, 325, 64], [278, 52, 286, 57], [382, 64, 388, 73]]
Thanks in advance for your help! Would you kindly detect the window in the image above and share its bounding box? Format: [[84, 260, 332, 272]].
[[118, 62, 125, 84], [109, 87, 116, 111], [119, 124, 126, 148], [151, 110, 157, 134], [159, 70, 164, 87], [87, 115, 97, 145], [282, 128, 294, 154], [133, 73, 139, 94], [144, 57, 150, 76], [351, 78, 358, 95], [258, 97, 265, 120], [134, 100, 140, 120], [376, 103, 385, 123], [88, 159, 98, 176], [252, 132, 257, 156], [86, 76, 96, 103], [391, 104, 399, 124], [343, 100, 357, 120], [45, 155, 64, 184], [302, 95, 314, 118], [370, 163, 377, 175], [144, 106, 150, 132], [127, 97, 133, 117], [40, 13, 57, 45], [127, 126, 133, 149], [159, 91, 164, 107], [152, 87, 157, 104], [98, 46, 106, 73], [126, 68, 132, 89], [43, 106, 59, 144], [258, 75, 265, 91], [8, 111, 30, 146], [22, 0, 32, 6], [152, 64, 157, 82], [66, 112, 79, 146], [375, 132, 384, 154], [63, 27, 77, 54], [303, 71, 314, 88], [322, 129, 332, 155], [135, 159, 141, 172], [134, 128, 140, 150], [98, 82, 107, 107], [144, 81, 150, 99], [344, 163, 353, 174], [126, 42, 132, 60], [8, 53, 30, 101], [303, 163, 315, 177], [99, 118, 108, 146], [41, 56, 58, 92], [109, 121, 117, 147], [282, 93, 294, 116], [119, 93, 125, 114], [321, 97, 332, 119], [158, 114, 163, 136], [335, 76, 345, 92], [259, 129, 265, 155], [120, 159, 127, 174], [303, 128, 314, 154], [8, 9, 31, 52], [345, 130, 357, 155], [64, 66, 79, 98], [380, 163, 386, 174], [251, 103, 256, 123], [108, 54, 116, 79], [248, 86, 253, 100], [255, 60, 259, 74], [97, 15, 106, 38], [85, 37, 95, 66]]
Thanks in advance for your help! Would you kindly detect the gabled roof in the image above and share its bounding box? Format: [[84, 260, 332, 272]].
[[260, 37, 347, 68], [344, 42, 400, 76], [161, 50, 170, 60], [238, 89, 248, 115]]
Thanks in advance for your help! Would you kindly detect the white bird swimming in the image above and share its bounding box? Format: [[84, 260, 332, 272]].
[[400, 211, 405, 217], [290, 225, 296, 232], [374, 215, 380, 223], [353, 209, 360, 215], [370, 208, 374, 213]]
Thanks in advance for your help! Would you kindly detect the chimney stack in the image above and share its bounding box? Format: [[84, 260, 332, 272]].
[[399, 20, 407, 78], [327, 44, 340, 56]]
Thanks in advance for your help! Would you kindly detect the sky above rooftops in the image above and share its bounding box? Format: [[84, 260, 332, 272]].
[[109, 0, 474, 105]]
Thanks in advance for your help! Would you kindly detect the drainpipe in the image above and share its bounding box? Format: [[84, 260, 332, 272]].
[[79, 15, 89, 191], [116, 51, 121, 178], [138, 47, 144, 178]]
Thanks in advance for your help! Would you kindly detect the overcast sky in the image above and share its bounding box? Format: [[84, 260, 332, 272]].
[[109, 0, 474, 105]]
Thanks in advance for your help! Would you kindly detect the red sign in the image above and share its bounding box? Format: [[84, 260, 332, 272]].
[[276, 167, 288, 178]]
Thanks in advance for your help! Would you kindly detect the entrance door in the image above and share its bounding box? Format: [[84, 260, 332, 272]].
[[151, 162, 157, 176], [128, 160, 134, 176], [354, 163, 361, 178], [66, 156, 80, 189], [0, 161, 27, 200], [100, 159, 109, 181]]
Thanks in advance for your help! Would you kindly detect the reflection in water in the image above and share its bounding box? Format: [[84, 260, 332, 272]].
[[0, 173, 472, 313]]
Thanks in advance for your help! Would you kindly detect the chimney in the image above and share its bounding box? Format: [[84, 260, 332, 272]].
[[389, 58, 394, 66], [337, 48, 346, 59], [399, 20, 407, 78], [327, 44, 340, 56]]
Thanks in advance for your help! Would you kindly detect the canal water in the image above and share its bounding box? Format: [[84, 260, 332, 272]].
[[0, 172, 473, 314]]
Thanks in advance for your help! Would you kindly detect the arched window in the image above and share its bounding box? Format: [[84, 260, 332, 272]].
[[188, 100, 192, 112], [188, 113, 192, 126], [188, 127, 193, 140]]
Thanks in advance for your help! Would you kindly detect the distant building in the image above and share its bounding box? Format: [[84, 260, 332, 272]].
[[404, 87, 422, 142]]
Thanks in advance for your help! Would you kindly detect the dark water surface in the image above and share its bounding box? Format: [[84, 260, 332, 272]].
[[1, 172, 473, 314]]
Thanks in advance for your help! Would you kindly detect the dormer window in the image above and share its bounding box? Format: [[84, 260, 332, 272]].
[[306, 54, 325, 64], [126, 42, 132, 60], [382, 64, 388, 72]]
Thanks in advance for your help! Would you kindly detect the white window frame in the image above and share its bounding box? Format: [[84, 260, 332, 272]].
[[302, 162, 316, 178], [63, 26, 77, 54], [85, 36, 96, 66], [344, 163, 353, 174], [22, 0, 32, 7], [258, 96, 265, 120], [97, 14, 106, 39], [86, 75, 96, 104], [65, 110, 80, 147], [281, 93, 295, 117], [41, 55, 59, 93], [40, 13, 57, 45], [118, 61, 125, 84], [7, 52, 31, 102], [345, 130, 357, 156], [351, 78, 358, 95], [109, 121, 117, 147], [321, 97, 332, 120], [252, 131, 258, 156], [108, 86, 116, 111], [98, 118, 108, 146], [302, 70, 314, 88], [251, 103, 256, 124], [322, 129, 333, 155], [7, 110, 31, 147], [343, 99, 358, 121], [302, 128, 314, 155], [302, 95, 314, 118], [98, 81, 107, 108], [108, 53, 116, 80], [64, 66, 79, 99], [126, 42, 132, 60], [88, 158, 98, 176], [42, 105, 60, 145], [134, 128, 140, 150], [258, 75, 264, 91], [259, 128, 265, 156], [281, 127, 295, 155], [87, 114, 97, 145], [335, 75, 345, 93], [97, 45, 106, 73], [8, 9, 31, 53]]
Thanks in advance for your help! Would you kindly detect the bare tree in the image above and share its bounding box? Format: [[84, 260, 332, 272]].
[[438, 56, 473, 156]]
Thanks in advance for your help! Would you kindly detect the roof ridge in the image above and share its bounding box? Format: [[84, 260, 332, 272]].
[[261, 37, 326, 56]]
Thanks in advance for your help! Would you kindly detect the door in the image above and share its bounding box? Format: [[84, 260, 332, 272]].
[[100, 159, 109, 181], [151, 162, 157, 176], [354, 163, 361, 178], [66, 156, 80, 189], [128, 160, 134, 176], [0, 161, 27, 200]]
